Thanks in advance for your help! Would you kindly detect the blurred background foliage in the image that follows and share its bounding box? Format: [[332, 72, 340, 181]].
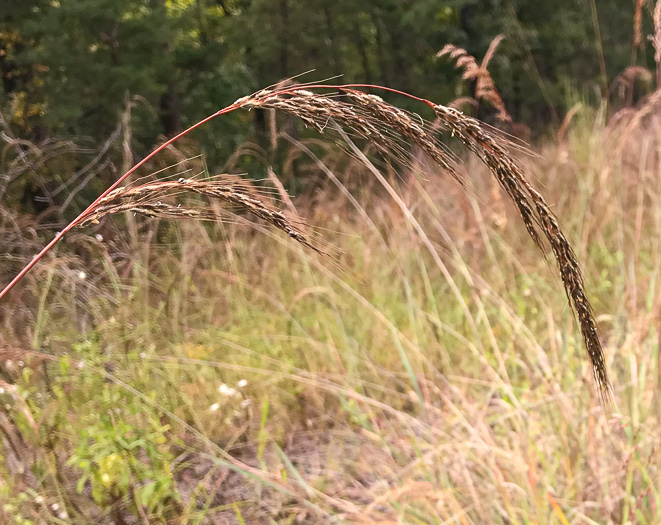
[[0, 0, 647, 153]]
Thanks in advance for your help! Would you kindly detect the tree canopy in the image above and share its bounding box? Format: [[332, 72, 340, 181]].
[[0, 0, 652, 198]]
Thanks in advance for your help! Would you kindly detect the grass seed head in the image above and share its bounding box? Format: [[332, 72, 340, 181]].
[[76, 176, 325, 255]]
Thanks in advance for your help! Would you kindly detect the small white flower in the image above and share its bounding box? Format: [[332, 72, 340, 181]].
[[237, 379, 248, 388], [240, 399, 251, 408], [51, 503, 59, 512], [34, 495, 44, 504], [76, 359, 85, 370], [209, 403, 220, 412], [58, 511, 68, 519], [95, 234, 104, 242], [139, 352, 147, 359], [5, 360, 12, 368], [77, 271, 86, 280], [0, 388, 5, 395], [218, 384, 237, 397]]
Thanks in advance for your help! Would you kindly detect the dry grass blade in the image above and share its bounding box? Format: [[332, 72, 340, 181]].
[[614, 88, 661, 154], [557, 103, 582, 144], [431, 104, 612, 401], [438, 36, 512, 123], [449, 96, 479, 112], [634, 0, 646, 50], [611, 66, 653, 106], [76, 176, 325, 255], [654, 1, 661, 85]]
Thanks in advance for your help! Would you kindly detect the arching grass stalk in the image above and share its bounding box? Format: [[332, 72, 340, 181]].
[[0, 103, 241, 302], [0, 82, 422, 302], [0, 82, 612, 400]]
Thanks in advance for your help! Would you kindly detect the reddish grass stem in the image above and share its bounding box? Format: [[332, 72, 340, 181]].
[[0, 103, 240, 301], [0, 83, 429, 302]]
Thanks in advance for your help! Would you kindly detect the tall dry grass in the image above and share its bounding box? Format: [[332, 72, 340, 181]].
[[11, 23, 661, 517], [3, 96, 659, 522]]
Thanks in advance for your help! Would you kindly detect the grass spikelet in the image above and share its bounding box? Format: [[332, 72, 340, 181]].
[[77, 176, 325, 255], [438, 35, 512, 122], [343, 89, 460, 181], [242, 89, 411, 162]]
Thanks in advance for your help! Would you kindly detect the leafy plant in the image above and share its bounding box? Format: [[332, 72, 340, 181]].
[[67, 416, 176, 516]]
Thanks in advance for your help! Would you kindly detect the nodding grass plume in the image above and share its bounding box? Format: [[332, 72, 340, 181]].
[[437, 36, 512, 123], [431, 103, 612, 402], [242, 86, 612, 400], [78, 176, 324, 255]]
